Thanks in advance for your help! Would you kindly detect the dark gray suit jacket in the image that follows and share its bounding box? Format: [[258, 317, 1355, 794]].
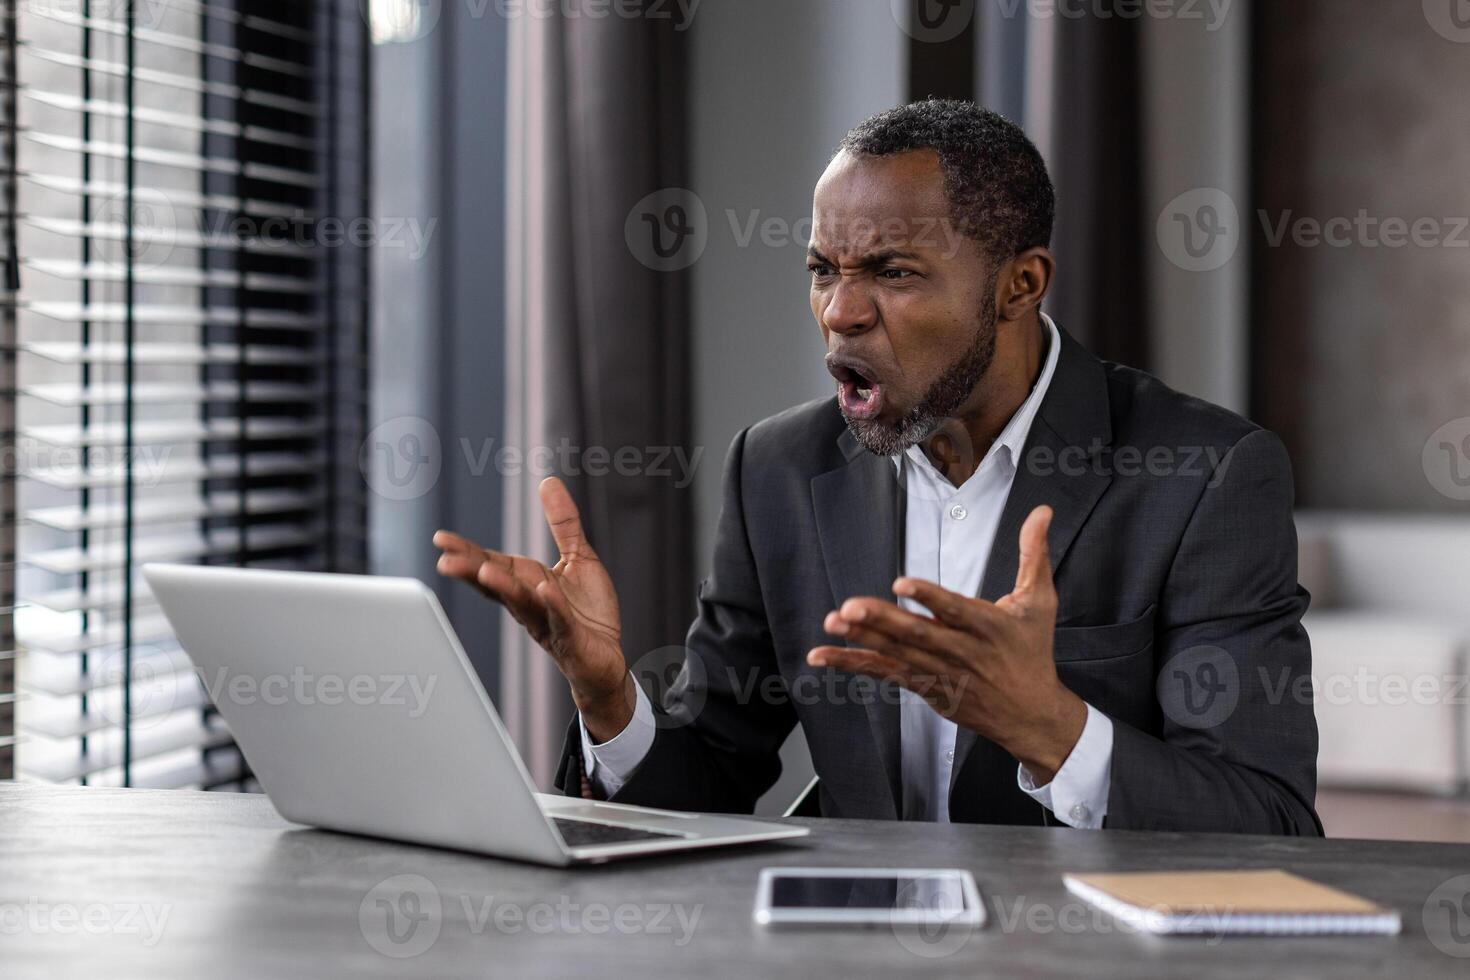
[[557, 328, 1322, 834]]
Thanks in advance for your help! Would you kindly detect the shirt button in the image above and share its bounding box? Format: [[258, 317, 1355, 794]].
[[1069, 802, 1091, 824], [949, 504, 968, 521], [945, 748, 955, 764]]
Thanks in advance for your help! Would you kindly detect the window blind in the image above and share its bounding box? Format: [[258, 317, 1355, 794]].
[[0, 0, 13, 780], [2, 0, 369, 789]]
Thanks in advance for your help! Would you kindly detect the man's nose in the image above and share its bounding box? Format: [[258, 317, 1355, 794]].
[[821, 277, 877, 336]]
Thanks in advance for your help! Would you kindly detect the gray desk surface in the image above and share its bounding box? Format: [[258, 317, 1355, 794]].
[[3, 783, 1470, 979]]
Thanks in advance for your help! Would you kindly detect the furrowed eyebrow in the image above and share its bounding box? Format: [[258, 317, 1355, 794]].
[[806, 247, 921, 268], [864, 248, 921, 266]]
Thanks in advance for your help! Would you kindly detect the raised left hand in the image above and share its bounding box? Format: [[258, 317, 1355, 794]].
[[807, 505, 1088, 783]]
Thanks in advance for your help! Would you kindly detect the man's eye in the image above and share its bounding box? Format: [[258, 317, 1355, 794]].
[[880, 268, 914, 280], [809, 264, 835, 278]]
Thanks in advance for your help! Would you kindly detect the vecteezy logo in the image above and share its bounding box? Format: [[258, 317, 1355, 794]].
[[94, 649, 177, 732], [1157, 645, 1239, 730], [359, 416, 443, 501], [362, 0, 442, 43], [624, 188, 708, 272], [1423, 418, 1470, 501], [359, 874, 442, 958], [891, 0, 976, 44], [628, 645, 707, 730], [1156, 188, 1240, 272], [1424, 875, 1470, 957], [93, 191, 180, 273], [890, 874, 974, 959], [1424, 0, 1470, 43], [892, 417, 978, 503]]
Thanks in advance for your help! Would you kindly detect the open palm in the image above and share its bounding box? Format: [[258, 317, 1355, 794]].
[[433, 478, 626, 710]]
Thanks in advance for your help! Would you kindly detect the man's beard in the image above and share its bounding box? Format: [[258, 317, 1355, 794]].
[[844, 294, 999, 458]]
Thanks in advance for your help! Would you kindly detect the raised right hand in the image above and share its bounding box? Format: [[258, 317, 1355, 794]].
[[433, 477, 635, 741]]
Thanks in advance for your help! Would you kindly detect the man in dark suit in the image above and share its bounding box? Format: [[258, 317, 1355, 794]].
[[435, 100, 1321, 834]]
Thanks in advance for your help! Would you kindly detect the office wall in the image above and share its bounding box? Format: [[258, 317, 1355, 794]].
[[369, 37, 440, 586], [371, 8, 508, 687], [1253, 0, 1470, 510], [687, 1, 907, 813], [1142, 5, 1251, 415], [688, 2, 907, 562]]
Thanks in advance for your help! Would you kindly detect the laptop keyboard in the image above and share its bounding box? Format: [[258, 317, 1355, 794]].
[[552, 817, 683, 847]]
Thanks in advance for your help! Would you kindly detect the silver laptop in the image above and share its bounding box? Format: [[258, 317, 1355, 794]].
[[142, 563, 808, 865]]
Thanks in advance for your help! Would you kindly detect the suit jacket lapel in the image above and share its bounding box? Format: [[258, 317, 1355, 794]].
[[812, 432, 904, 818], [951, 327, 1115, 794]]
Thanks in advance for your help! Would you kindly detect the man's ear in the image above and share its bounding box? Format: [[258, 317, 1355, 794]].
[[995, 246, 1055, 322]]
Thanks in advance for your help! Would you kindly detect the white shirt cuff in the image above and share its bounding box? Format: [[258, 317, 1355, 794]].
[[1016, 703, 1113, 829], [578, 682, 656, 797]]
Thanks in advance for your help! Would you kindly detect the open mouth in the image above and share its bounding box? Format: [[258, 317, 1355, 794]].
[[826, 354, 885, 421]]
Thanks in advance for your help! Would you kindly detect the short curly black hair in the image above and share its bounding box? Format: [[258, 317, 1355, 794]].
[[839, 99, 1055, 263]]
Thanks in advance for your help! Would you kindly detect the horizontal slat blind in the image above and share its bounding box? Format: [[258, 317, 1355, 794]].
[[4, 0, 368, 790], [2, 0, 20, 781]]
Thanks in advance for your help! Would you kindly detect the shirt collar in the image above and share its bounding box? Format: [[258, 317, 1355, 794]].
[[895, 312, 1063, 477]]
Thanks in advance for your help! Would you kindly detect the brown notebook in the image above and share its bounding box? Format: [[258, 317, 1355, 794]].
[[1062, 869, 1401, 936]]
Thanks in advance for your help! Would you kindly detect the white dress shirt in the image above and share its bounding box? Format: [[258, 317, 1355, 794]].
[[580, 314, 1113, 828]]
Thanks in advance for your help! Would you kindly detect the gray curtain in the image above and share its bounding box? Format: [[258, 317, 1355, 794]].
[[1033, 11, 1151, 369], [503, 4, 692, 786], [969, 6, 1152, 366], [997, 2, 1252, 404]]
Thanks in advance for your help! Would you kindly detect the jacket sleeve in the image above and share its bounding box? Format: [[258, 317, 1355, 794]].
[[555, 426, 798, 813], [1106, 428, 1323, 835]]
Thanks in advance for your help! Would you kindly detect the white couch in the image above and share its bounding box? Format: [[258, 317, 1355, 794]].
[[1296, 512, 1470, 794]]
